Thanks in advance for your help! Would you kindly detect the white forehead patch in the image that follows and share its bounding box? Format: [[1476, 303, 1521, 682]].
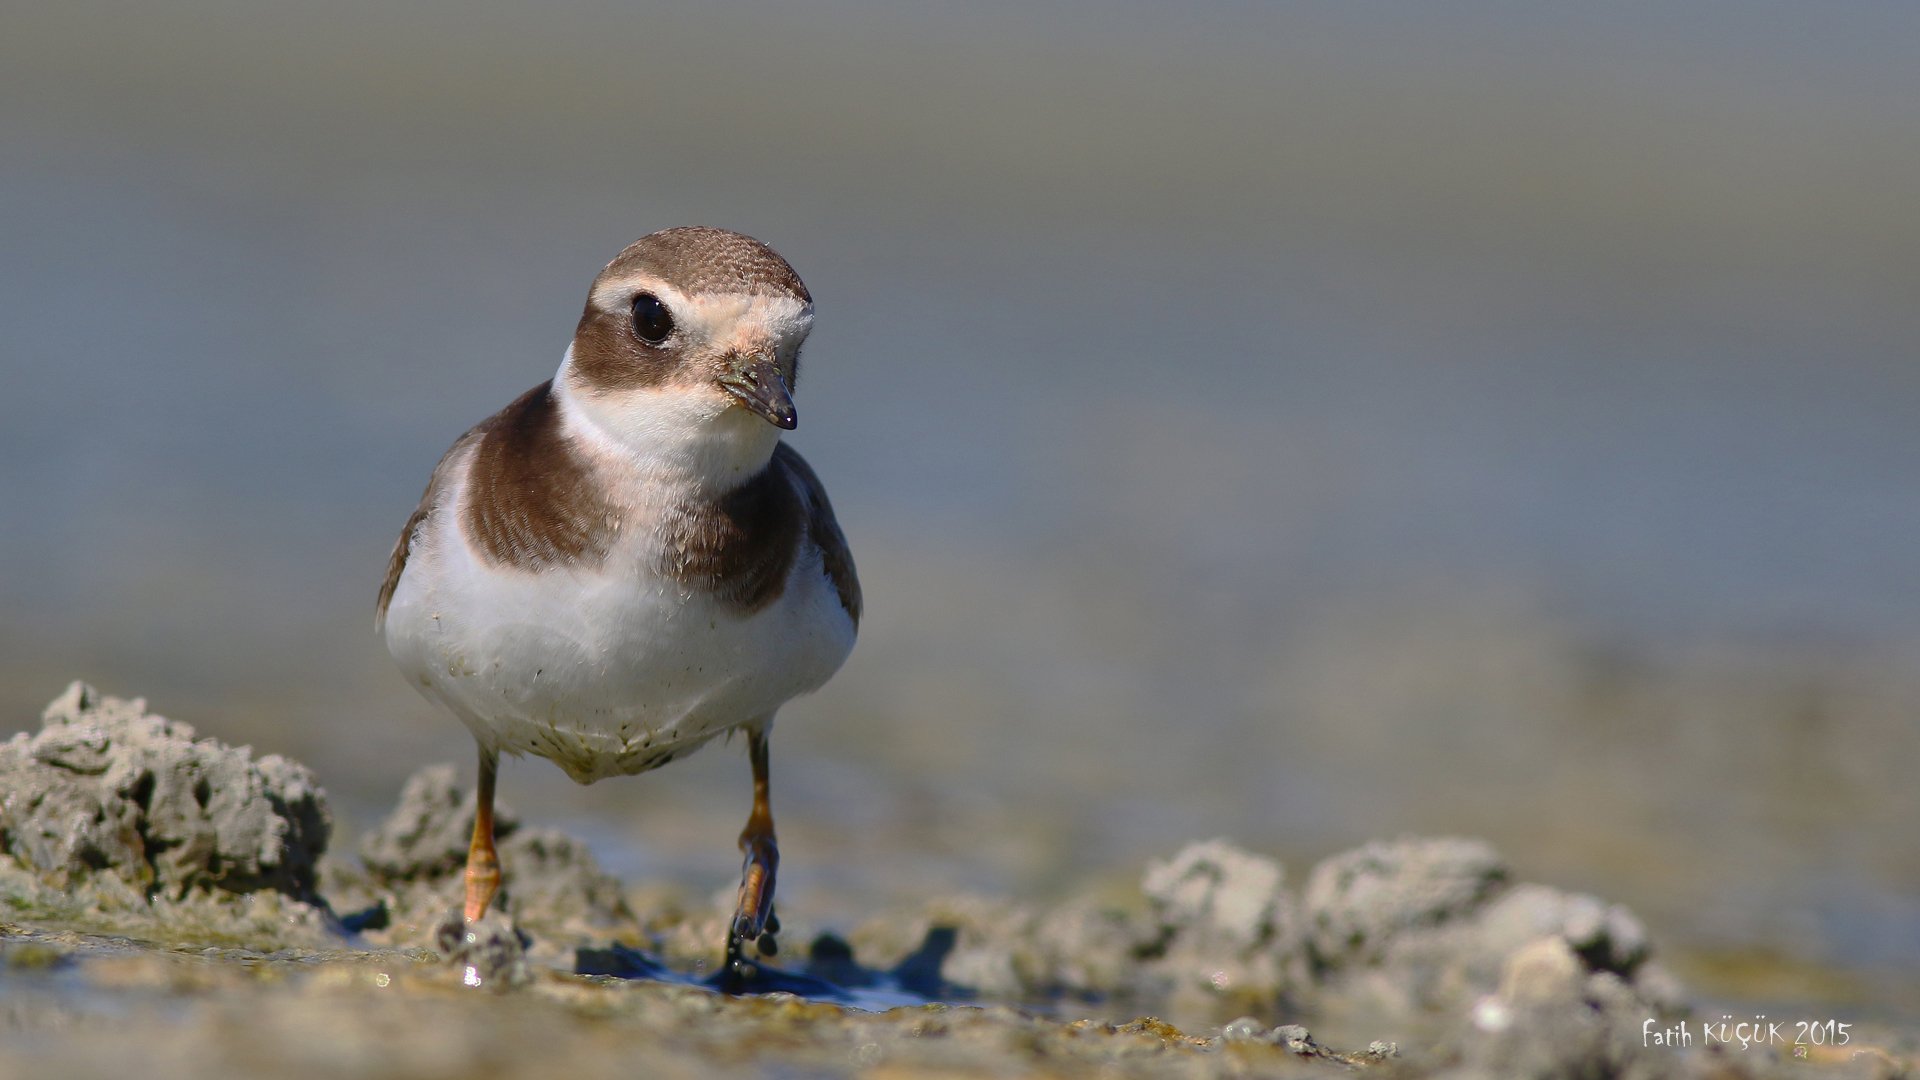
[[589, 273, 812, 353]]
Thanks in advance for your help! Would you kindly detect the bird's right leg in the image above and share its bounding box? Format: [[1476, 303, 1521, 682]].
[[726, 725, 782, 976], [464, 746, 502, 923]]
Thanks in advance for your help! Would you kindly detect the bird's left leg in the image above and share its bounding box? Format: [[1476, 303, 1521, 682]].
[[728, 723, 782, 967], [464, 746, 502, 923]]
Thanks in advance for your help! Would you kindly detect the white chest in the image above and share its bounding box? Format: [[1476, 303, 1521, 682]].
[[382, 490, 855, 784]]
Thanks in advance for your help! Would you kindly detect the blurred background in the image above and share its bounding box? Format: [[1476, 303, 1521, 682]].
[[4, 1, 1916, 1018]]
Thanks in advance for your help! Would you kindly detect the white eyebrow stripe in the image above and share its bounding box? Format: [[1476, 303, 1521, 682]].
[[589, 275, 810, 332], [587, 272, 690, 313]]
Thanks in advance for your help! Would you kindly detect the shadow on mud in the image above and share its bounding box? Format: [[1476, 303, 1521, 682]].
[[576, 926, 977, 1012]]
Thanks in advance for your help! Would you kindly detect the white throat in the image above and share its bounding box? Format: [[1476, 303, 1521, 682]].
[[555, 346, 782, 496]]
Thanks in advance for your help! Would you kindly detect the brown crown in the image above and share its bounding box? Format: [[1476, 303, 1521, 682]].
[[600, 227, 810, 303]]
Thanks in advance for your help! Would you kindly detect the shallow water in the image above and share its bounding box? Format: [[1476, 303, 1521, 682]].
[[577, 942, 957, 1014]]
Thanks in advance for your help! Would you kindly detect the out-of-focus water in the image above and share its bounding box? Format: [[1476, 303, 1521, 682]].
[[4, 2, 1918, 1015]]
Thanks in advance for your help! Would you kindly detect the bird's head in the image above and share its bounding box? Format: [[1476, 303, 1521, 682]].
[[560, 227, 813, 478]]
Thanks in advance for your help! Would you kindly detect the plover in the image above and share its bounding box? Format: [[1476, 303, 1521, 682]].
[[376, 227, 860, 964]]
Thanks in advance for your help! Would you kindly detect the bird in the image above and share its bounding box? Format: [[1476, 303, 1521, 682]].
[[375, 226, 860, 967]]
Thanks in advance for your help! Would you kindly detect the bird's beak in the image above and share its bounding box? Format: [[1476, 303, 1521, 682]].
[[716, 350, 797, 430]]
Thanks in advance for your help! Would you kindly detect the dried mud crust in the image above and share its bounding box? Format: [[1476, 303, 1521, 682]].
[[2, 684, 1913, 1080], [0, 682, 329, 902]]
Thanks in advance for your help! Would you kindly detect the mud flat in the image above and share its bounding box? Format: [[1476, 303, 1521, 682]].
[[1, 684, 1910, 1078]]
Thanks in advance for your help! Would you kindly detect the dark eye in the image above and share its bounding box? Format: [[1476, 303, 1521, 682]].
[[631, 293, 674, 344]]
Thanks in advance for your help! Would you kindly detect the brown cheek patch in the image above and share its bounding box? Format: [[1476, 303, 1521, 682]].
[[461, 381, 619, 571], [567, 304, 680, 393], [659, 458, 806, 613]]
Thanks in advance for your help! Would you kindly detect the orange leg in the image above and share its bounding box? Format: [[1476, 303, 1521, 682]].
[[730, 727, 780, 951], [464, 747, 501, 923]]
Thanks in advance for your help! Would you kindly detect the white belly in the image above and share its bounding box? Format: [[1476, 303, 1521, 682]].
[[383, 512, 856, 783]]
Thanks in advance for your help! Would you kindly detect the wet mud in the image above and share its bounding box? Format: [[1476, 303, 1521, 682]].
[[2, 684, 1911, 1078]]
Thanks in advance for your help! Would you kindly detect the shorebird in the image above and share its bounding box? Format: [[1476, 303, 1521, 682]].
[[376, 227, 860, 965]]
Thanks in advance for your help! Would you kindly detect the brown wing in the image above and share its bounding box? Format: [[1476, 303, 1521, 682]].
[[460, 381, 619, 573], [773, 443, 862, 626], [374, 426, 483, 632], [660, 454, 804, 614]]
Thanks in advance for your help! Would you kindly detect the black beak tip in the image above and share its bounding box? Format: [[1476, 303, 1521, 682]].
[[720, 356, 798, 430]]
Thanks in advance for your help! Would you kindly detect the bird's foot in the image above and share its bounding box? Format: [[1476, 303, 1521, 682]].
[[433, 908, 529, 990], [724, 903, 782, 988], [723, 726, 782, 990], [724, 834, 781, 983]]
